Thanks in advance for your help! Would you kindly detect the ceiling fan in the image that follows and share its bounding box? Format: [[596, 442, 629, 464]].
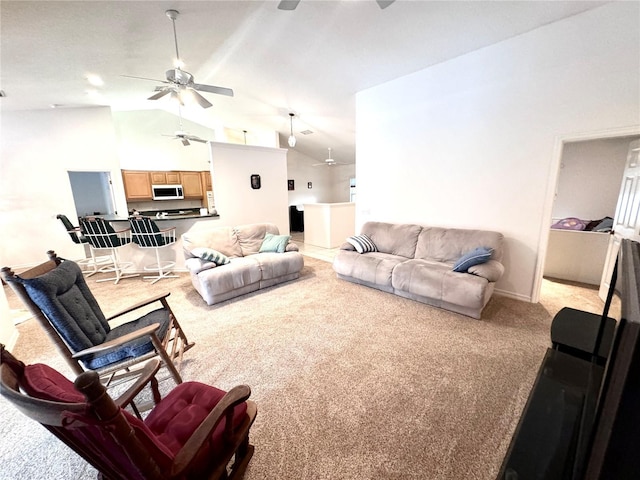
[[278, 0, 394, 10], [122, 9, 233, 109], [313, 148, 350, 167], [163, 107, 208, 146]]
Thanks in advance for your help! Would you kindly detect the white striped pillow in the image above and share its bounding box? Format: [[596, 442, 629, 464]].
[[192, 247, 230, 266], [346, 234, 377, 254]]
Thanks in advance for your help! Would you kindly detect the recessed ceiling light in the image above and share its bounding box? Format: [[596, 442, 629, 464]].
[[86, 74, 104, 87]]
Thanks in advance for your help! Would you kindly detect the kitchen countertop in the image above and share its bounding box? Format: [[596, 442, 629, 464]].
[[94, 212, 220, 222]]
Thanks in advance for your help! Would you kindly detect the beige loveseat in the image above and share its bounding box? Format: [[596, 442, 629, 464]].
[[182, 222, 304, 305], [332, 221, 504, 319]]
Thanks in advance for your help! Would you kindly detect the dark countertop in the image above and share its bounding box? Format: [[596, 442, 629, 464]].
[[144, 213, 220, 221], [95, 211, 220, 222]]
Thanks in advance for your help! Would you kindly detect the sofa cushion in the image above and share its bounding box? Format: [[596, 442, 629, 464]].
[[452, 247, 493, 272], [346, 234, 377, 254], [254, 252, 305, 280], [196, 257, 262, 297], [259, 233, 291, 253], [360, 222, 422, 258], [333, 250, 406, 288], [191, 247, 230, 266], [414, 227, 503, 263], [235, 223, 281, 256], [182, 225, 242, 258]]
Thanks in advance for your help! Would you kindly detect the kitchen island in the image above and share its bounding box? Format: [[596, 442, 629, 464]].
[[90, 209, 220, 273], [303, 202, 355, 248]]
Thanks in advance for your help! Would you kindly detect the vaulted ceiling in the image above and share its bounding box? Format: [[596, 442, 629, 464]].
[[0, 1, 608, 164]]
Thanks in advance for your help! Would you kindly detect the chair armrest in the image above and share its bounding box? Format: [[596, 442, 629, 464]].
[[105, 293, 171, 321], [467, 260, 504, 282], [113, 359, 162, 408], [285, 242, 299, 252], [171, 384, 252, 478], [71, 324, 160, 359], [185, 257, 216, 274]]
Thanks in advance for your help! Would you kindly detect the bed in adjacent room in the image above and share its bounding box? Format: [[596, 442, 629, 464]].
[[543, 217, 613, 285]]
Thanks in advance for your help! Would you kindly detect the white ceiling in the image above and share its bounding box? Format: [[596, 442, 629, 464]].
[[0, 0, 609, 164]]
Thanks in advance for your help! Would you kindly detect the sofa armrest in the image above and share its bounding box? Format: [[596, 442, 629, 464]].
[[340, 242, 356, 251], [285, 242, 299, 252], [467, 260, 504, 282], [185, 257, 217, 274]]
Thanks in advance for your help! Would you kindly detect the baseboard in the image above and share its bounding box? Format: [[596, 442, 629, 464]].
[[494, 288, 532, 303]]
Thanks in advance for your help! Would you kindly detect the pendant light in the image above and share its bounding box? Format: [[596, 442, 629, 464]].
[[288, 112, 297, 147]]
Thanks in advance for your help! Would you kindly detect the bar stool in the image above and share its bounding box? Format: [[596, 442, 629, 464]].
[[79, 217, 138, 284], [129, 216, 178, 284], [56, 214, 112, 276]]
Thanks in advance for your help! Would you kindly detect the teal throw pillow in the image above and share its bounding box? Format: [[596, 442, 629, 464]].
[[191, 247, 230, 266], [259, 233, 291, 253], [453, 247, 493, 273], [346, 234, 377, 254]]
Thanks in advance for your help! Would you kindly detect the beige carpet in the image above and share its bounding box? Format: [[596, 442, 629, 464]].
[[1, 257, 606, 479]]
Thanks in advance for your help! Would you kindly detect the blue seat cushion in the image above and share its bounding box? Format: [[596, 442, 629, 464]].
[[84, 307, 171, 370]]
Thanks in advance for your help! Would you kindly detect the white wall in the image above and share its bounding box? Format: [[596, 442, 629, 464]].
[[209, 142, 290, 234], [355, 2, 640, 302], [286, 149, 356, 205], [0, 107, 128, 268], [553, 137, 635, 222], [113, 110, 213, 171]]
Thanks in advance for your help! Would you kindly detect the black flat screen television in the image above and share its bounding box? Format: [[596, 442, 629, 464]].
[[582, 238, 640, 478]]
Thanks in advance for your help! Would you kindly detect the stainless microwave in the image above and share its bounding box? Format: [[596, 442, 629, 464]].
[[152, 185, 184, 200]]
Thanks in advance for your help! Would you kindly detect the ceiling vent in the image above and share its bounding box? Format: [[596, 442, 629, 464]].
[[300, 129, 314, 135]]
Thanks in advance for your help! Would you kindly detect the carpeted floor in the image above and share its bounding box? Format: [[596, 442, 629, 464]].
[[0, 256, 607, 479]]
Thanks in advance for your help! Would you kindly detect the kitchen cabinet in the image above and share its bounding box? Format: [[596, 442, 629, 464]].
[[201, 171, 212, 191], [150, 171, 181, 185], [122, 171, 152, 201], [180, 171, 203, 198]]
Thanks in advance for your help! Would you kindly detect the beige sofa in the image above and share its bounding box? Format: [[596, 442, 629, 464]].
[[332, 221, 504, 319], [182, 222, 304, 305]]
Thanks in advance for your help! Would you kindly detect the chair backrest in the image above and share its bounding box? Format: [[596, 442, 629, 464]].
[[0, 346, 170, 480], [129, 217, 166, 247], [2, 254, 110, 371], [56, 214, 86, 245], [80, 217, 126, 249]]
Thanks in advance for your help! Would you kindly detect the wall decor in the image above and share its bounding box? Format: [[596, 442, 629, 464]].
[[307, 182, 313, 189], [288, 179, 295, 191], [251, 174, 261, 189]]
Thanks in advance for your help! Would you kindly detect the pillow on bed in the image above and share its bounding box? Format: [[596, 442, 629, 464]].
[[551, 217, 586, 231]]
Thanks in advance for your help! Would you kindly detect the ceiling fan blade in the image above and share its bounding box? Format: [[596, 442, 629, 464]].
[[187, 136, 207, 144], [121, 74, 168, 83], [181, 138, 190, 146], [278, 0, 300, 10], [376, 0, 395, 9], [193, 83, 234, 97], [190, 89, 213, 109], [148, 89, 171, 101]]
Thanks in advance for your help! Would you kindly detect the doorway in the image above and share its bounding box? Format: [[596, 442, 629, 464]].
[[68, 171, 116, 219], [537, 128, 640, 303]]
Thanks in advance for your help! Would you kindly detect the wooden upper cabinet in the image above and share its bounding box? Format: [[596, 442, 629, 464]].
[[201, 171, 212, 191], [150, 171, 181, 185], [122, 171, 152, 201], [180, 171, 203, 198]]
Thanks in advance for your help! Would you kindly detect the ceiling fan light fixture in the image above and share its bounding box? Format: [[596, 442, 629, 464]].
[[288, 113, 297, 147]]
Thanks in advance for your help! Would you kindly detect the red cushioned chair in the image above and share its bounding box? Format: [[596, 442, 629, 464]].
[[0, 345, 257, 480]]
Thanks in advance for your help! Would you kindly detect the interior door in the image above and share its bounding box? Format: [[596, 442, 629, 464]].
[[599, 139, 640, 299]]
